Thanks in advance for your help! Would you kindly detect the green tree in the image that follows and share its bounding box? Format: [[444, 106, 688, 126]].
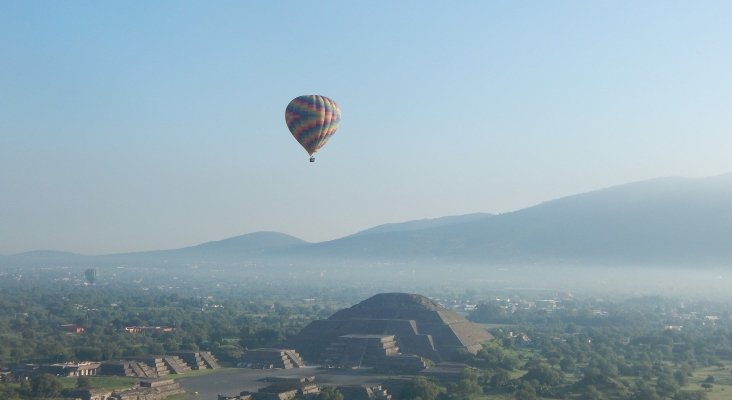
[[656, 371, 680, 398], [634, 381, 661, 400], [18, 380, 32, 398], [317, 386, 344, 400], [584, 385, 605, 400], [515, 381, 537, 400], [475, 343, 520, 370], [32, 374, 63, 398], [521, 361, 564, 387], [400, 376, 442, 400], [674, 370, 688, 386], [489, 369, 512, 389], [559, 356, 576, 372], [448, 368, 482, 399], [0, 383, 20, 400]]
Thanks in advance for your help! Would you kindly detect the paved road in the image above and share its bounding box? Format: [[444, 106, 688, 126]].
[[177, 367, 402, 399]]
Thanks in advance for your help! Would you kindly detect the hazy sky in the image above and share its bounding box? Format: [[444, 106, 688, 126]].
[[1, 1, 731, 255]]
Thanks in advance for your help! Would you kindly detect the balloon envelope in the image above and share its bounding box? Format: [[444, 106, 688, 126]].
[[285, 95, 341, 156]]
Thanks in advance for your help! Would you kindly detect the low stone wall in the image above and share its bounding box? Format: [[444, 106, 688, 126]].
[[70, 379, 184, 400], [111, 379, 184, 400]]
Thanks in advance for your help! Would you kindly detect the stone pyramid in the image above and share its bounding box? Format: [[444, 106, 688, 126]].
[[285, 293, 492, 362]]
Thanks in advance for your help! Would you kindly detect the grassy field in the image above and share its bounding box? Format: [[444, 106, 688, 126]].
[[57, 375, 140, 390], [684, 365, 732, 400]]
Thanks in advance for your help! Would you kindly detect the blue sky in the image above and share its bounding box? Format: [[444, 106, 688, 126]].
[[1, 1, 731, 254]]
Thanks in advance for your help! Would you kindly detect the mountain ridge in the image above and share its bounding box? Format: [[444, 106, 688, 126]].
[[3, 174, 731, 267]]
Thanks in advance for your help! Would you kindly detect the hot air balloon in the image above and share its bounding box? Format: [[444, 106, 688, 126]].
[[285, 95, 341, 162]]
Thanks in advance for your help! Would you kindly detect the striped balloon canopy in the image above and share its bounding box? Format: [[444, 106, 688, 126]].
[[285, 95, 341, 158]]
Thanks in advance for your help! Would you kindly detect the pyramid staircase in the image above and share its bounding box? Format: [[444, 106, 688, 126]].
[[163, 356, 192, 374], [240, 348, 306, 369], [123, 357, 170, 376], [148, 357, 170, 376], [199, 351, 221, 369], [322, 335, 400, 368], [284, 350, 306, 368], [99, 361, 157, 378], [129, 361, 157, 378], [172, 351, 207, 370], [321, 334, 427, 372]]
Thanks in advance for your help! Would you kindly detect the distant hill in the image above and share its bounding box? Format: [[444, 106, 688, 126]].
[[352, 213, 492, 236], [2, 174, 731, 268], [95, 231, 309, 265], [3, 232, 308, 267], [172, 231, 308, 254], [286, 174, 732, 266]]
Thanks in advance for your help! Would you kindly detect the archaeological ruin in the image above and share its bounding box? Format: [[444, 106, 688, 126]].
[[285, 292, 492, 368]]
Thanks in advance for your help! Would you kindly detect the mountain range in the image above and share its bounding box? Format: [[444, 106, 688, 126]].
[[3, 174, 731, 268]]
